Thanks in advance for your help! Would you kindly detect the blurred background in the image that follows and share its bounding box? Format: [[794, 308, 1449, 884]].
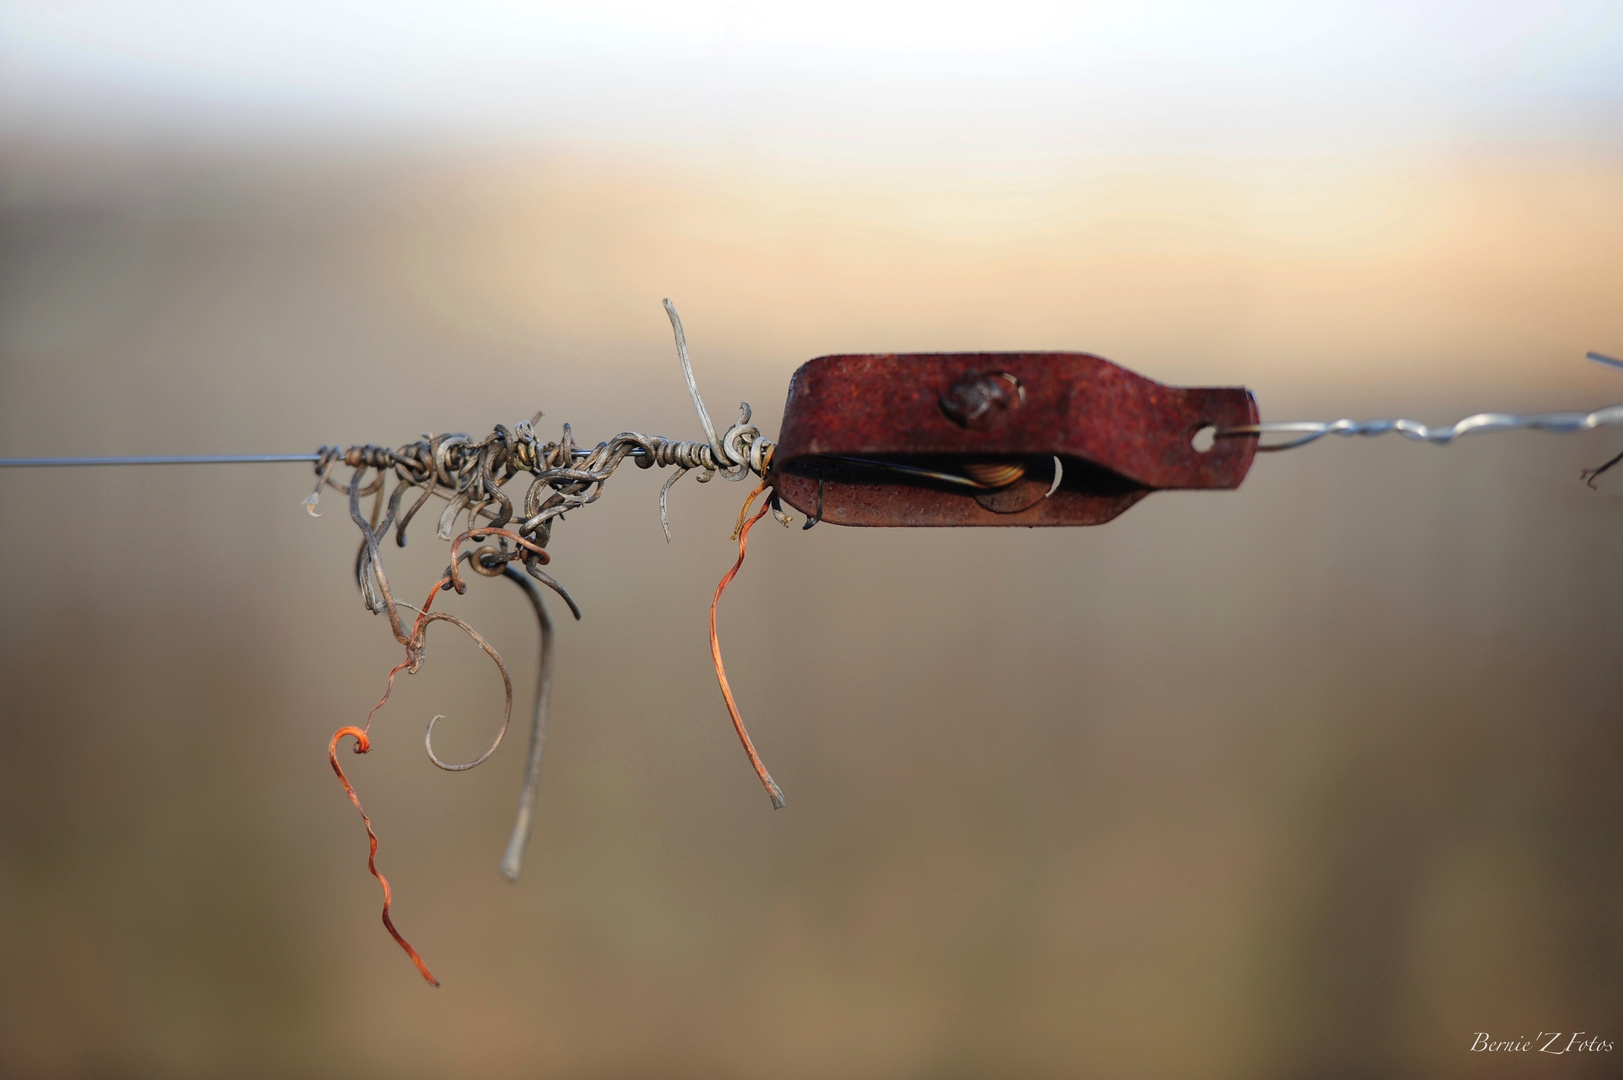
[[2, 2, 1622, 1077]]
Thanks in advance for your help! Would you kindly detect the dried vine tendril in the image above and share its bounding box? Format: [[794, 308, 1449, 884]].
[[317, 302, 792, 983], [712, 483, 786, 808]]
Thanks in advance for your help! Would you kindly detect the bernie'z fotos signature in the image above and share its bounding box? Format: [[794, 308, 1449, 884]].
[[1472, 1032, 1613, 1054]]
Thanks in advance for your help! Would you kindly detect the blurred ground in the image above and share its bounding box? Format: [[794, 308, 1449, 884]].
[[2, 137, 1622, 1079]]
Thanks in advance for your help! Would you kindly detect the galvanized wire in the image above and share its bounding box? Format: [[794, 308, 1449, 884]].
[[1214, 351, 1623, 452], [0, 453, 323, 467]]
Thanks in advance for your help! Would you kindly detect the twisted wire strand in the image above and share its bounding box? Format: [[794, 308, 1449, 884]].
[[308, 418, 774, 543], [1215, 405, 1623, 452], [1215, 351, 1623, 453]]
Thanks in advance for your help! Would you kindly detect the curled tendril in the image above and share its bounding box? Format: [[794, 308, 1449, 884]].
[[711, 483, 786, 809], [354, 572, 515, 774], [415, 610, 514, 773], [659, 466, 689, 542], [314, 301, 786, 984], [447, 527, 549, 594], [522, 557, 582, 621], [328, 726, 440, 987]]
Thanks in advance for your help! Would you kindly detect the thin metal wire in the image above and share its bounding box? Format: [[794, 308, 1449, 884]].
[[0, 453, 322, 467], [0, 449, 653, 468], [1216, 406, 1623, 452], [1214, 351, 1623, 452], [15, 354, 1620, 468]]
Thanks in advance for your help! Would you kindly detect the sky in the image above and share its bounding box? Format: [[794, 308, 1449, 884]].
[[1, 3, 1619, 391], [2, 1, 1620, 158]]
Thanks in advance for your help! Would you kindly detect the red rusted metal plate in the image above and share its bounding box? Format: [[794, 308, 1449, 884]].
[[769, 352, 1258, 527]]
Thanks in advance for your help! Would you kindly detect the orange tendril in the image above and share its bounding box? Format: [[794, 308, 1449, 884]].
[[327, 572, 457, 986], [361, 575, 451, 733], [711, 483, 785, 808], [328, 726, 440, 987], [730, 482, 767, 541]]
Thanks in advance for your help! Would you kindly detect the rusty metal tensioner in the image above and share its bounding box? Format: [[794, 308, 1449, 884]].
[[769, 352, 1258, 526]]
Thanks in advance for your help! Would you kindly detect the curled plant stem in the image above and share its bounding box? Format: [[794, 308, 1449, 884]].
[[328, 726, 440, 987], [314, 302, 786, 982], [711, 484, 786, 809], [659, 466, 689, 542], [1582, 447, 1623, 488], [731, 480, 767, 542], [499, 565, 555, 883], [447, 527, 549, 593], [418, 610, 514, 773]]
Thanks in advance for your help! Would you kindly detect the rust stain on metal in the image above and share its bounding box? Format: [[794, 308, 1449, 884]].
[[769, 352, 1258, 527]]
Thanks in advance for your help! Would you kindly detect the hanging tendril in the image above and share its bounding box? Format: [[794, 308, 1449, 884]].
[[316, 302, 793, 984]]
